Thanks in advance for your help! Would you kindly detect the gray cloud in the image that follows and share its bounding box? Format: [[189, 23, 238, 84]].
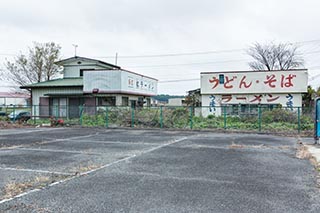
[[0, 0, 320, 94]]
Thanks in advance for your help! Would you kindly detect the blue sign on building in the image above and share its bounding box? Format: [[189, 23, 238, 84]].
[[315, 98, 320, 144]]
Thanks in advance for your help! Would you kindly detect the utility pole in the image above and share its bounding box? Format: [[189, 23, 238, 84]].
[[72, 44, 78, 56], [115, 52, 118, 65]]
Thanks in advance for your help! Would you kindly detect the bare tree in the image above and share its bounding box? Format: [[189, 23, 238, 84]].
[[247, 42, 304, 71], [1, 42, 61, 87]]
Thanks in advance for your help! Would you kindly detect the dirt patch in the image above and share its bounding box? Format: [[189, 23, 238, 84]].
[[0, 121, 32, 129], [296, 145, 320, 188]]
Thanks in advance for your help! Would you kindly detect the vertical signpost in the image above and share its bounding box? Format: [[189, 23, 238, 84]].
[[314, 98, 320, 144], [315, 98, 320, 144]]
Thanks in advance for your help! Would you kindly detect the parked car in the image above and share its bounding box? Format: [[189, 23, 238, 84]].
[[0, 111, 6, 117], [8, 111, 31, 121]]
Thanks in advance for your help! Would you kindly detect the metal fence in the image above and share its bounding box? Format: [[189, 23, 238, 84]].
[[0, 105, 315, 135]]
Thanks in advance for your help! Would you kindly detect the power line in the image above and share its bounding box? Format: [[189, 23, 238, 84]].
[[95, 39, 320, 59], [159, 78, 200, 83], [95, 48, 245, 59], [0, 39, 320, 60], [125, 59, 248, 68]]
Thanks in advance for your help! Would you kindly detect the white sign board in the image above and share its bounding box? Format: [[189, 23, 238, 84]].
[[201, 70, 308, 94], [120, 70, 157, 95], [83, 70, 157, 96]]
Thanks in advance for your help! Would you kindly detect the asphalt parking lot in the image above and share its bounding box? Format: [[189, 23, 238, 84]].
[[0, 128, 319, 212]]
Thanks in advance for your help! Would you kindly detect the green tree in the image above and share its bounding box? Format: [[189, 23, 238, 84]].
[[302, 85, 315, 108], [1, 42, 61, 87]]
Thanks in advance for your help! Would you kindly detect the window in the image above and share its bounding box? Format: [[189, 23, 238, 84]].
[[137, 97, 145, 107], [50, 98, 67, 117], [122, 97, 129, 106], [98, 97, 116, 106]]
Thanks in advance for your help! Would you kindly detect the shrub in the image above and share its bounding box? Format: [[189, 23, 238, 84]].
[[262, 108, 297, 123]]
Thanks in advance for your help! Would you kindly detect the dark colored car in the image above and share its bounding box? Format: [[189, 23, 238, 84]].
[[8, 111, 31, 121], [0, 111, 6, 117]]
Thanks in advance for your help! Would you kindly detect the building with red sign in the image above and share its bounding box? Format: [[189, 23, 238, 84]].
[[200, 69, 308, 116]]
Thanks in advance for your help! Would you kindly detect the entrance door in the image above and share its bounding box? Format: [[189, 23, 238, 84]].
[[69, 98, 82, 118]]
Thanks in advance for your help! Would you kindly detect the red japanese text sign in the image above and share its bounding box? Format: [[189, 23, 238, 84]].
[[201, 70, 308, 94]]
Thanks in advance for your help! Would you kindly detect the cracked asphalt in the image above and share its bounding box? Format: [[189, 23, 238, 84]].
[[0, 128, 319, 212]]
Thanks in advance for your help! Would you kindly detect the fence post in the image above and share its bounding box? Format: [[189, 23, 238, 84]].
[[189, 106, 193, 129], [79, 105, 83, 126], [223, 105, 227, 129], [33, 105, 36, 125], [160, 106, 163, 128], [105, 106, 109, 128], [131, 106, 135, 128], [13, 105, 16, 123], [55, 105, 58, 119], [258, 105, 262, 132], [298, 107, 301, 134]]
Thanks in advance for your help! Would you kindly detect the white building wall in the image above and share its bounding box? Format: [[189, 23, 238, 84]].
[[0, 97, 28, 106], [32, 87, 83, 116], [168, 98, 185, 106], [32, 88, 83, 106]]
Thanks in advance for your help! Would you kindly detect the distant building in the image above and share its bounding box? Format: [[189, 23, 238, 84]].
[[167, 98, 186, 106], [186, 88, 201, 107], [21, 56, 158, 118], [200, 69, 308, 116], [150, 98, 167, 106], [0, 92, 30, 106]]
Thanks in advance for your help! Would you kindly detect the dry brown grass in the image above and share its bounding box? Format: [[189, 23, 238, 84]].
[[296, 145, 312, 160], [3, 182, 33, 199], [72, 164, 101, 175], [229, 143, 245, 149], [229, 143, 265, 149], [278, 146, 291, 150], [2, 175, 66, 200], [296, 145, 320, 188]]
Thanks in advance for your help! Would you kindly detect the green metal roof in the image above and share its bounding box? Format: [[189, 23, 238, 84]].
[[20, 78, 83, 88]]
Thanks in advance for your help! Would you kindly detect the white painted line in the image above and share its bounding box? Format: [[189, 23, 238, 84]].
[[0, 128, 63, 136], [0, 132, 100, 150], [79, 137, 189, 176], [70, 140, 159, 146], [15, 148, 102, 155], [0, 167, 73, 176], [8, 133, 102, 149], [0, 135, 190, 204]]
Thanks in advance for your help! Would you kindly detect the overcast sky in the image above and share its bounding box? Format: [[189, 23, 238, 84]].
[[1, 0, 320, 95]]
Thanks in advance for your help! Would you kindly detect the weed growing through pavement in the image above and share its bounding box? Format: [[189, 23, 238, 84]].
[[229, 143, 244, 149], [296, 145, 312, 160], [228, 143, 265, 149], [1, 175, 69, 200], [72, 163, 102, 175]]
